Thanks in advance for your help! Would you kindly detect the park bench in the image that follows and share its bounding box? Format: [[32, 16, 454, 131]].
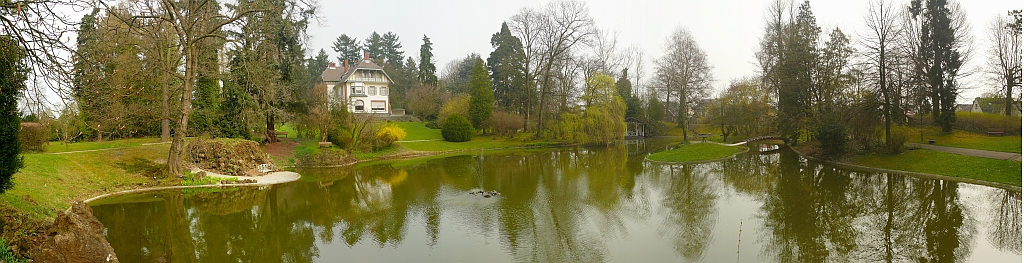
[[273, 131, 289, 138], [318, 142, 333, 148], [987, 128, 1005, 137]]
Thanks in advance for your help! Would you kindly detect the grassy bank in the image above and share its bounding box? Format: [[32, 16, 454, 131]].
[[393, 122, 558, 152], [911, 127, 1022, 153], [849, 148, 1022, 186], [2, 141, 177, 219], [647, 143, 746, 163], [41, 137, 164, 153]]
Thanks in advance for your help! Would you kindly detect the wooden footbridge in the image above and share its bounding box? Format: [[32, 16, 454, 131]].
[[725, 135, 783, 146]]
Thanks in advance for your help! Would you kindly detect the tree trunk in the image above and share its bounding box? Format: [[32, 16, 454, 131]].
[[523, 72, 532, 132], [266, 113, 278, 143], [161, 66, 170, 142], [168, 46, 196, 177], [880, 49, 892, 148], [1006, 79, 1014, 116], [535, 64, 553, 139]]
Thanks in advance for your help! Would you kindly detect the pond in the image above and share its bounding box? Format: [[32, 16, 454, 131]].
[[90, 139, 1022, 262]]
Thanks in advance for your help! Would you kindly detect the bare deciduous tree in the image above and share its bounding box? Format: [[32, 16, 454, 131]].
[[509, 0, 595, 138], [862, 0, 904, 146], [986, 10, 1022, 116], [1, 0, 87, 103], [654, 27, 714, 141]]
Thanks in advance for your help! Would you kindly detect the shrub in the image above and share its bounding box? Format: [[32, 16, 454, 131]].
[[407, 84, 446, 121], [296, 148, 355, 167], [816, 119, 848, 157], [326, 128, 352, 149], [489, 110, 523, 138], [442, 115, 474, 142], [882, 126, 910, 154], [18, 123, 47, 152], [954, 112, 1022, 135], [438, 94, 470, 126], [375, 123, 407, 147]]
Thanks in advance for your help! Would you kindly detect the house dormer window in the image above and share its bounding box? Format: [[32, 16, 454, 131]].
[[380, 87, 388, 96], [361, 71, 372, 79], [368, 86, 376, 96]]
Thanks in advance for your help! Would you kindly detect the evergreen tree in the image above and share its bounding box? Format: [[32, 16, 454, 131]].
[[308, 49, 331, 78], [760, 0, 820, 145], [381, 32, 405, 66], [616, 69, 642, 120], [381, 57, 416, 109], [332, 34, 362, 64], [217, 80, 254, 139], [487, 22, 527, 114], [468, 59, 495, 128], [190, 18, 227, 136], [911, 0, 964, 132], [0, 36, 27, 193], [190, 76, 221, 135], [364, 32, 385, 62], [229, 0, 314, 142], [419, 35, 438, 86]]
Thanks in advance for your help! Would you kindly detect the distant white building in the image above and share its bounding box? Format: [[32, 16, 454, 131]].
[[320, 53, 394, 114]]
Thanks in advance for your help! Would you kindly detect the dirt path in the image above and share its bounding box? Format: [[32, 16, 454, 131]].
[[262, 139, 300, 166], [908, 142, 1023, 161]]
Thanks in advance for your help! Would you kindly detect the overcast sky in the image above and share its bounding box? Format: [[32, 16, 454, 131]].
[[306, 0, 1018, 103]]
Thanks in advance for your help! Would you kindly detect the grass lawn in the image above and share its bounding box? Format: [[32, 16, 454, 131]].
[[41, 137, 164, 153], [911, 128, 1022, 153], [850, 148, 1022, 186], [647, 143, 746, 163], [394, 122, 441, 141], [397, 133, 538, 152], [2, 143, 176, 219]]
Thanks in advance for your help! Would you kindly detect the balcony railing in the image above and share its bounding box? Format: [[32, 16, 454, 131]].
[[351, 77, 385, 83]]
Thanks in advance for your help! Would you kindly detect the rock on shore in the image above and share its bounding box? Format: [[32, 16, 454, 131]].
[[32, 201, 118, 263]]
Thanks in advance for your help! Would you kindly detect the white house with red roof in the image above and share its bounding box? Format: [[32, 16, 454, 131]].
[[320, 53, 394, 114]]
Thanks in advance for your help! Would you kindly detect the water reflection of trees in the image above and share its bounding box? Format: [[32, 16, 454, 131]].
[[92, 145, 1018, 262], [756, 151, 859, 262], [92, 188, 318, 263], [988, 190, 1021, 254], [649, 163, 719, 261], [725, 150, 983, 263]]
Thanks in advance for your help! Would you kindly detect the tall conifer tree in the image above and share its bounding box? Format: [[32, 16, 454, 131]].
[[469, 59, 495, 128], [419, 35, 438, 86]]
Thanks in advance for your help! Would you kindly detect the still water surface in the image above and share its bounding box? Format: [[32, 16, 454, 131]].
[[91, 139, 1022, 262]]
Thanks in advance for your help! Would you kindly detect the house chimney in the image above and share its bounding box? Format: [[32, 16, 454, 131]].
[[343, 60, 349, 72], [364, 52, 370, 61], [328, 62, 336, 69]]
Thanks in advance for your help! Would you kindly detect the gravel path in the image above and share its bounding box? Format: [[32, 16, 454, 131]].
[[908, 143, 1022, 162], [193, 168, 301, 185]]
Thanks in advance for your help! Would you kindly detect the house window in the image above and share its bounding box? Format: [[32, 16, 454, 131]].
[[368, 86, 376, 96], [353, 100, 364, 111], [371, 101, 386, 111], [380, 87, 388, 96], [361, 71, 373, 79], [352, 84, 363, 94]]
